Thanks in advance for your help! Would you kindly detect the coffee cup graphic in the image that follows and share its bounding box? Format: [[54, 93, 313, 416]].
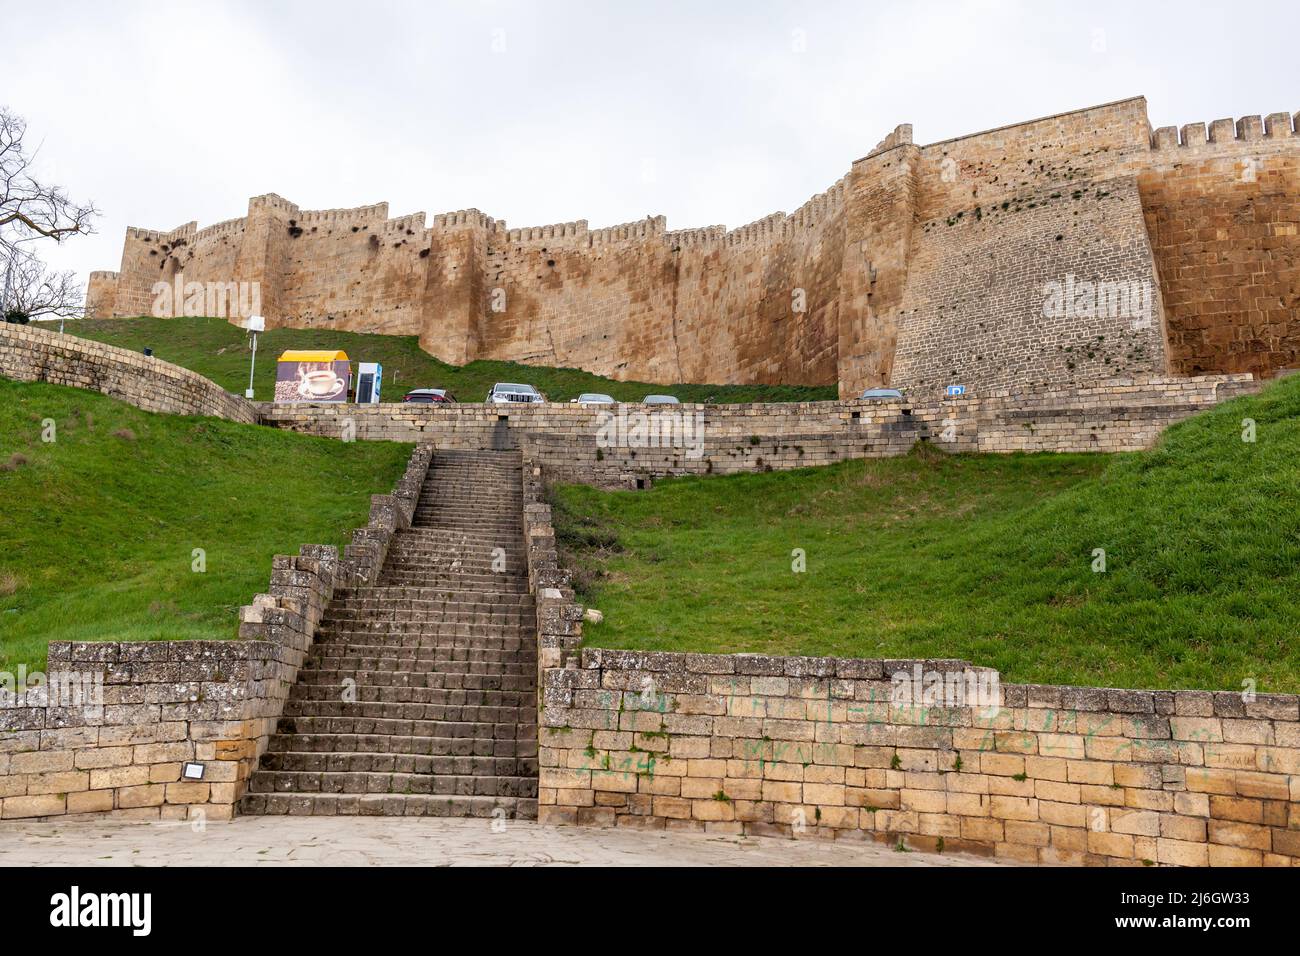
[[298, 366, 344, 399]]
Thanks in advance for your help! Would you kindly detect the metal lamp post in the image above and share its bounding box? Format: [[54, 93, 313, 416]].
[[245, 315, 265, 399]]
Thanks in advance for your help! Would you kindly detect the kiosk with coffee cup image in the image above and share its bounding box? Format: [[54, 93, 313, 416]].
[[274, 349, 351, 404]]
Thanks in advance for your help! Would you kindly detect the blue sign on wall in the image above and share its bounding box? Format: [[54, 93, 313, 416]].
[[946, 384, 966, 397]]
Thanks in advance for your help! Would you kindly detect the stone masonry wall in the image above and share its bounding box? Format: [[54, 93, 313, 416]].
[[889, 176, 1170, 396], [86, 98, 1300, 398], [0, 446, 429, 821], [1138, 116, 1300, 380], [258, 374, 1258, 486], [0, 322, 257, 424], [538, 649, 1300, 867]]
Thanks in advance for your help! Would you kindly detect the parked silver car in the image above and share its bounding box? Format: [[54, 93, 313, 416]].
[[642, 394, 680, 405], [572, 392, 616, 406], [486, 382, 545, 404], [859, 388, 905, 401]]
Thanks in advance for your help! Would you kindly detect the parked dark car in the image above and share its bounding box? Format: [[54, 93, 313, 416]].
[[402, 388, 457, 404]]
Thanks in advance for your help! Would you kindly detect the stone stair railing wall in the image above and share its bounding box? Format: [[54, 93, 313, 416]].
[[0, 322, 257, 423], [537, 649, 1300, 867], [521, 457, 586, 690], [0, 444, 430, 822]]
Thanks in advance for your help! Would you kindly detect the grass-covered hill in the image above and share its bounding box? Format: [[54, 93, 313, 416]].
[[0, 379, 412, 671], [70, 316, 838, 404], [553, 373, 1300, 692]]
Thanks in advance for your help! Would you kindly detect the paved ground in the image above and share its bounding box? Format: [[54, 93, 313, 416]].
[[0, 817, 1004, 866]]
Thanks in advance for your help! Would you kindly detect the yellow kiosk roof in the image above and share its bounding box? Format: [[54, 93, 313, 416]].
[[278, 349, 349, 362]]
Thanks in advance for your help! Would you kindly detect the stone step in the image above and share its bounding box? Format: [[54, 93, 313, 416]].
[[325, 603, 534, 620], [369, 571, 530, 592], [238, 792, 537, 819], [312, 625, 533, 645], [294, 670, 535, 692], [282, 699, 533, 724], [314, 619, 534, 637], [247, 770, 538, 798], [289, 683, 531, 707], [333, 586, 534, 606], [394, 526, 525, 541], [309, 642, 535, 662], [306, 639, 535, 660], [274, 715, 534, 739], [307, 644, 536, 665], [265, 731, 536, 757], [303, 651, 536, 675], [259, 750, 537, 777]]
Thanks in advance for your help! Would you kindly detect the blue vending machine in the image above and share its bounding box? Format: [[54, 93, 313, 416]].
[[356, 362, 383, 403]]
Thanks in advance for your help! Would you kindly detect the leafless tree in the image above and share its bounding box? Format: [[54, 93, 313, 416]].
[[1, 106, 98, 259], [0, 106, 97, 326], [3, 247, 84, 323]]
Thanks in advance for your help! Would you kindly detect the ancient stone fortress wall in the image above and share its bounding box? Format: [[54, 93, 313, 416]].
[[0, 447, 430, 821], [86, 98, 1300, 400], [0, 322, 257, 424], [537, 649, 1300, 866], [257, 373, 1257, 486], [1139, 113, 1300, 380]]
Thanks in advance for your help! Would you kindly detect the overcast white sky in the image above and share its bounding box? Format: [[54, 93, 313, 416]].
[[3, 0, 1296, 286]]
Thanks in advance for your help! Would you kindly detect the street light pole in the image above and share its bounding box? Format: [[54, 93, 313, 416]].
[[244, 315, 265, 399]]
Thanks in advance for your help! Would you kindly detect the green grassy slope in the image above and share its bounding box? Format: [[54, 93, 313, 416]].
[[70, 316, 838, 404], [0, 380, 412, 671], [553, 375, 1300, 692]]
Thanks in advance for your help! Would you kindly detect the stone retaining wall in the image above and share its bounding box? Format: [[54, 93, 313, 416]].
[[538, 650, 1300, 866], [0, 322, 257, 423], [0, 446, 430, 821], [260, 374, 1258, 485]]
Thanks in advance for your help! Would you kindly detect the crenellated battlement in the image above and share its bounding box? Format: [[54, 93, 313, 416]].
[[723, 211, 788, 247], [589, 216, 667, 245], [431, 208, 499, 230], [125, 226, 167, 242], [249, 193, 301, 216], [1151, 110, 1298, 149], [295, 201, 388, 225], [505, 220, 589, 243], [380, 212, 428, 235], [88, 271, 119, 280], [665, 225, 727, 247], [195, 217, 247, 243], [788, 176, 847, 230]]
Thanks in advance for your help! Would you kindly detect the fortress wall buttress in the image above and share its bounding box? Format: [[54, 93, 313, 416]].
[[889, 175, 1168, 397], [835, 144, 920, 398], [879, 98, 1170, 398]]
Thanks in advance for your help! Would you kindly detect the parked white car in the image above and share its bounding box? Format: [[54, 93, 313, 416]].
[[486, 383, 545, 404], [572, 392, 615, 406], [642, 394, 680, 405]]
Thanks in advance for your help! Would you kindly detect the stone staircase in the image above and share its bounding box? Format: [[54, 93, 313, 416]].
[[239, 449, 538, 818]]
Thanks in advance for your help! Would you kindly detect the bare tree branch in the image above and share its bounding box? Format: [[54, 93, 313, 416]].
[[3, 247, 85, 321], [0, 106, 99, 262]]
